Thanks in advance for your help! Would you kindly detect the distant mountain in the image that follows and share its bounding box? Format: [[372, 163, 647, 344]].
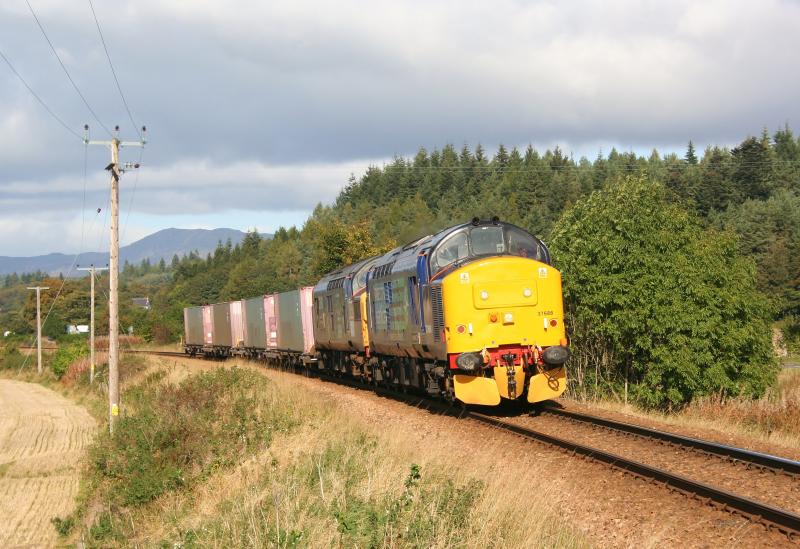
[[0, 228, 259, 277]]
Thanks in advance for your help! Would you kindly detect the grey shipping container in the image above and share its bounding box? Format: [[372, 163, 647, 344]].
[[211, 302, 232, 347], [242, 296, 267, 349], [184, 306, 204, 346], [276, 287, 314, 353]]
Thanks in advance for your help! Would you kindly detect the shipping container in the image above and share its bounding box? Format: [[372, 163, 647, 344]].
[[230, 300, 244, 348], [242, 296, 267, 349], [264, 294, 277, 349], [276, 287, 315, 353], [184, 306, 204, 346], [202, 305, 213, 345], [211, 302, 232, 347]]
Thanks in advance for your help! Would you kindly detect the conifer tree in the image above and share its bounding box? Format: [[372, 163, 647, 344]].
[[685, 140, 698, 164]]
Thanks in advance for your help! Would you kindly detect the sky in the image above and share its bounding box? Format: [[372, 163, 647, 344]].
[[1, 0, 799, 256]]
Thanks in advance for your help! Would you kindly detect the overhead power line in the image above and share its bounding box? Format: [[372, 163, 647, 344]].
[[0, 47, 82, 140], [25, 0, 113, 137], [87, 0, 141, 139]]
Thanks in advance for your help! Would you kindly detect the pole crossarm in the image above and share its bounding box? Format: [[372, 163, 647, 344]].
[[85, 140, 146, 147]]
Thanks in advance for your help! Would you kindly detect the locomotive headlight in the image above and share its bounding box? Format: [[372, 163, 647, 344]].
[[480, 290, 489, 300], [542, 345, 570, 366], [523, 288, 532, 298], [456, 352, 483, 371]]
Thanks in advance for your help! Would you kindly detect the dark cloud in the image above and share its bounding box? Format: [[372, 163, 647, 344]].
[[1, 0, 799, 254]]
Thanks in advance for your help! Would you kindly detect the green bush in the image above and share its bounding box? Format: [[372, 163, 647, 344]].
[[779, 316, 800, 355], [550, 177, 778, 408], [50, 337, 88, 379], [89, 368, 293, 509], [51, 516, 75, 537], [0, 341, 25, 370]]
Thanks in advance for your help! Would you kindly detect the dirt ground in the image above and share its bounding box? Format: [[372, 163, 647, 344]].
[[0, 379, 96, 548]]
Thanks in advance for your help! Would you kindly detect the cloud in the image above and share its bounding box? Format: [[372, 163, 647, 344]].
[[0, 157, 380, 214], [1, 0, 799, 254]]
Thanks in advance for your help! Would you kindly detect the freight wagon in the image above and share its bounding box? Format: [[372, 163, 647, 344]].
[[184, 288, 315, 364]]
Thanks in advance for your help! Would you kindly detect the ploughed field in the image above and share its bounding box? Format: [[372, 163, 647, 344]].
[[0, 379, 95, 547]]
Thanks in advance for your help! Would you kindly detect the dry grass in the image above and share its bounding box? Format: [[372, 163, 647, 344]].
[[579, 368, 800, 451], [94, 335, 144, 350], [681, 368, 800, 445], [84, 362, 584, 548]]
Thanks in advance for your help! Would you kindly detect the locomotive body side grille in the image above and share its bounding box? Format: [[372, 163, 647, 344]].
[[431, 285, 444, 342]]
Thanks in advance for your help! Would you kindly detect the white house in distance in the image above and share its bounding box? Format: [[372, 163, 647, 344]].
[[132, 297, 150, 310], [66, 325, 89, 335]]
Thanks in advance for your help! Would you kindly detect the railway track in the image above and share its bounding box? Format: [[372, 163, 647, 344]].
[[133, 348, 800, 538], [539, 405, 800, 476]]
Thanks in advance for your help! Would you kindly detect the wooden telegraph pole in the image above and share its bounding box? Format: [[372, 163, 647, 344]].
[[77, 265, 108, 384], [85, 124, 145, 433], [26, 286, 50, 374]]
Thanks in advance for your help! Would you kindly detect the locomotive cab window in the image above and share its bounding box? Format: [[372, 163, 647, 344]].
[[470, 226, 505, 256], [431, 231, 468, 272], [507, 226, 550, 264], [430, 223, 551, 272]]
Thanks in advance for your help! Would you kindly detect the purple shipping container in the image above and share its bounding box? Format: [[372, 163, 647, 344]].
[[230, 300, 244, 348], [300, 287, 315, 353], [202, 305, 213, 345], [264, 294, 277, 349]]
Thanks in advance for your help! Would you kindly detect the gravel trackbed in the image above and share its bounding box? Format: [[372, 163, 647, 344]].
[[0, 379, 95, 548]]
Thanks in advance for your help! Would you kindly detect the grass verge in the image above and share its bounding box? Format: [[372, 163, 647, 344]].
[[53, 360, 582, 548]]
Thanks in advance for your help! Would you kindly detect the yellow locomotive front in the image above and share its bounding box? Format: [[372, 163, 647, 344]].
[[431, 223, 568, 406], [365, 219, 568, 406]]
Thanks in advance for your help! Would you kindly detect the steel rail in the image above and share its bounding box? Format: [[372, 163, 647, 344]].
[[541, 406, 800, 476], [132, 348, 800, 537], [466, 411, 800, 537]]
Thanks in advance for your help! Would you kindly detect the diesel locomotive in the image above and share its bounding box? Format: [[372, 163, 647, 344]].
[[184, 218, 569, 406]]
